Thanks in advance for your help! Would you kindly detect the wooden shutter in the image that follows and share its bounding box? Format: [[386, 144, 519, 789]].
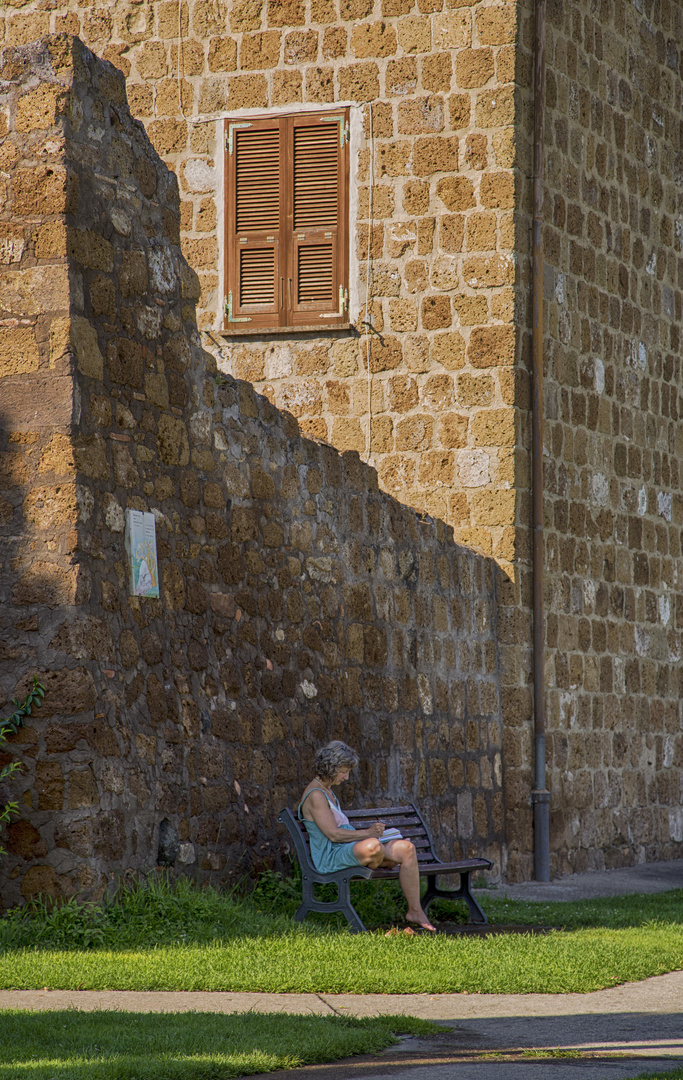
[[225, 118, 285, 329], [224, 109, 349, 332], [287, 112, 349, 328]]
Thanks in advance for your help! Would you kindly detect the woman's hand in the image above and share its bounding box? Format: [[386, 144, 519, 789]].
[[368, 821, 386, 838]]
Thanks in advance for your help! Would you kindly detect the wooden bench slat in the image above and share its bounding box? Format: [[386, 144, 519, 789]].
[[347, 815, 428, 828], [345, 806, 416, 817], [373, 859, 490, 876], [420, 859, 491, 871], [293, 820, 430, 846]]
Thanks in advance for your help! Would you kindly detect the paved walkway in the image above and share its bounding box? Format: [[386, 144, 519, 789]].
[[245, 1058, 683, 1080], [475, 858, 683, 903], [1, 860, 682, 1080], [2, 969, 682, 1022]]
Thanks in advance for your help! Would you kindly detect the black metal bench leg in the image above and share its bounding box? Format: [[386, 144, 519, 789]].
[[459, 871, 488, 924], [338, 875, 367, 933], [294, 875, 315, 923], [294, 874, 367, 932], [422, 876, 439, 915], [422, 871, 488, 924]]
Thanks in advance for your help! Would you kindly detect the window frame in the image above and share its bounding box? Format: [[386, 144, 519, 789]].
[[223, 107, 350, 335]]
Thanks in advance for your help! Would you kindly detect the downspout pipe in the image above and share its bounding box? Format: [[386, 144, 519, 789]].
[[531, 0, 550, 881]]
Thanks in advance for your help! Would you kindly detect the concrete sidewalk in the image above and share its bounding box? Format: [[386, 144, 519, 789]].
[[475, 859, 683, 903], [2, 969, 682, 1020], [239, 970, 683, 1080]]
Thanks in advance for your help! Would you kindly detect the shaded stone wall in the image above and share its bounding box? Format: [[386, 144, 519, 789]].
[[504, 0, 683, 880], [0, 36, 506, 909], [0, 0, 525, 568]]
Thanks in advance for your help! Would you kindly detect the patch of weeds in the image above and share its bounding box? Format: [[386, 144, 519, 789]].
[[0, 873, 295, 952], [250, 868, 301, 916], [522, 1049, 583, 1059], [1, 896, 107, 949], [246, 864, 408, 928], [472, 875, 491, 889]]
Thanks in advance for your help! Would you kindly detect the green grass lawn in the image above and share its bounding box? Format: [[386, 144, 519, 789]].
[[0, 875, 682, 995], [635, 1071, 683, 1080], [480, 889, 683, 929], [2, 924, 682, 994], [0, 1009, 435, 1080]]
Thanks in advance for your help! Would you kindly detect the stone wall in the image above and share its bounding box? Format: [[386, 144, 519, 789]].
[[0, 35, 506, 908], [502, 0, 683, 880], [4, 2, 683, 896], [0, 0, 526, 569]]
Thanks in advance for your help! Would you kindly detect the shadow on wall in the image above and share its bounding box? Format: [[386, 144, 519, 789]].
[[0, 402, 95, 901], [0, 34, 519, 909]]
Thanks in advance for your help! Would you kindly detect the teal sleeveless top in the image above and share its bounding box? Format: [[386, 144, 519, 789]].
[[297, 787, 362, 873]]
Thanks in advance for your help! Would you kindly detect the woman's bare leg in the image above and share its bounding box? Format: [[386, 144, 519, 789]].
[[382, 840, 435, 930], [353, 837, 384, 867]]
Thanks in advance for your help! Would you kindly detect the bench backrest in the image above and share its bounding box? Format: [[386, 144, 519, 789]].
[[278, 803, 440, 871], [345, 805, 438, 863], [278, 807, 318, 871]]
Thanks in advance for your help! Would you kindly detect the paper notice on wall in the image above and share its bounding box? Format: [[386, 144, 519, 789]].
[[125, 509, 159, 598]]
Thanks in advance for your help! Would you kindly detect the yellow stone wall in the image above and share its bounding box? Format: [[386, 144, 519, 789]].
[[0, 0, 527, 564]]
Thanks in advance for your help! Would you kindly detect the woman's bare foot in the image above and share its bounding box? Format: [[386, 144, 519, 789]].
[[405, 909, 436, 931]]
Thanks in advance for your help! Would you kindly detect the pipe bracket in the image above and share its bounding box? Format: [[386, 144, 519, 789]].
[[531, 789, 550, 803]]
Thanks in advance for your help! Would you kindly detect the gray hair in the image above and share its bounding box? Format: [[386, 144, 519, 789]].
[[314, 740, 359, 783]]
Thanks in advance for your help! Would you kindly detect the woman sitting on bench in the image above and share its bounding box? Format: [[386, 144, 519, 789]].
[[298, 740, 436, 931]]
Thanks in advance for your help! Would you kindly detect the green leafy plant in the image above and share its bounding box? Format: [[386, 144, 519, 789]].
[[4, 894, 107, 949], [0, 872, 297, 951], [249, 866, 302, 914], [0, 677, 45, 858]]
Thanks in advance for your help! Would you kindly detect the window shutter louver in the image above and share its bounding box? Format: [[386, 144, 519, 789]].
[[289, 114, 348, 327], [224, 109, 348, 332], [293, 124, 338, 229], [297, 246, 334, 303], [226, 120, 284, 328]]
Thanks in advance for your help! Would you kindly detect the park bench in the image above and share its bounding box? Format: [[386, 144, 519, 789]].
[[277, 803, 492, 932]]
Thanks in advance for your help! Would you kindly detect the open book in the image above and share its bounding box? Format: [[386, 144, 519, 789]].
[[379, 827, 403, 843]]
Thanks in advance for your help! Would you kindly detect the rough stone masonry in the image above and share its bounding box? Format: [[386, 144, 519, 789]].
[[1, 0, 682, 892], [514, 0, 683, 878], [0, 35, 505, 908]]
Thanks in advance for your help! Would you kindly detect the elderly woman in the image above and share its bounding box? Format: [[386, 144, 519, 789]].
[[298, 740, 436, 931]]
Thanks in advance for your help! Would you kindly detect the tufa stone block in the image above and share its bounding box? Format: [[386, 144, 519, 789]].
[[412, 135, 458, 176], [0, 327, 40, 378], [398, 16, 431, 53], [468, 325, 515, 368], [422, 294, 452, 329], [456, 48, 495, 89], [351, 21, 397, 58]]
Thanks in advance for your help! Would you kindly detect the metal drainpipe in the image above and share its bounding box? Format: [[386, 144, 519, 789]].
[[531, 0, 550, 881]]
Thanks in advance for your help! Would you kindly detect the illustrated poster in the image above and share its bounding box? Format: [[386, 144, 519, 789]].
[[125, 509, 159, 598]]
